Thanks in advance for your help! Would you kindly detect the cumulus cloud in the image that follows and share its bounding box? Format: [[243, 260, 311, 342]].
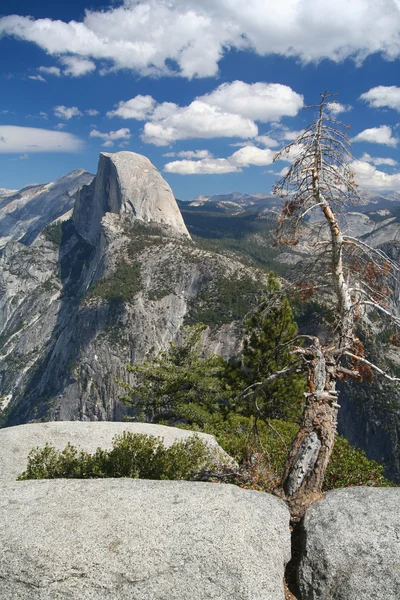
[[38, 65, 61, 76], [109, 82, 301, 145], [54, 105, 82, 120], [280, 129, 305, 141], [352, 125, 399, 147], [229, 146, 275, 167], [360, 152, 398, 167], [107, 95, 156, 120], [255, 135, 279, 148], [164, 158, 239, 175], [326, 101, 352, 114], [60, 56, 96, 77], [360, 85, 400, 112], [2, 1, 400, 79], [164, 144, 275, 174], [351, 159, 400, 191], [142, 101, 257, 146], [86, 109, 99, 116], [89, 127, 131, 147], [200, 81, 303, 122], [0, 125, 82, 153]]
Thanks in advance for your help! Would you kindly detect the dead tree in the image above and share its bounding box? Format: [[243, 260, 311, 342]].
[[271, 91, 400, 515]]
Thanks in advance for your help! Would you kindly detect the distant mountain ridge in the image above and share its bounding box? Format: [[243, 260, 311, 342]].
[[187, 191, 279, 214], [0, 169, 94, 248], [183, 189, 400, 218]]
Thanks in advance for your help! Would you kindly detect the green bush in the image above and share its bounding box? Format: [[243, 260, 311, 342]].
[[183, 414, 393, 492], [17, 432, 215, 481]]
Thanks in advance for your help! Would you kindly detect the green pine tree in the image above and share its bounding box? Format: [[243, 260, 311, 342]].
[[233, 272, 306, 422], [119, 324, 233, 425]]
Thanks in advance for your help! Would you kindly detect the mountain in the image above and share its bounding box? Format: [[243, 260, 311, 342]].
[[0, 152, 266, 426], [185, 189, 400, 217], [0, 169, 94, 248], [0, 188, 18, 199], [186, 192, 281, 215], [2, 162, 400, 482]]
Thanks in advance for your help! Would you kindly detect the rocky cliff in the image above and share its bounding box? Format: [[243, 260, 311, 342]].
[[73, 152, 190, 245], [0, 152, 265, 426], [0, 169, 94, 248]]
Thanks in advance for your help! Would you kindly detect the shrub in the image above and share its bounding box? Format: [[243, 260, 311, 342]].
[[187, 414, 393, 492], [17, 432, 215, 481]]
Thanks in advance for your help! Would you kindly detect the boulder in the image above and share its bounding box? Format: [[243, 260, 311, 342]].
[[299, 487, 400, 599], [0, 421, 233, 481], [0, 479, 290, 599]]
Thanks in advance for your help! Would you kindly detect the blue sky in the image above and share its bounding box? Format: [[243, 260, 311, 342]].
[[1, 0, 400, 200]]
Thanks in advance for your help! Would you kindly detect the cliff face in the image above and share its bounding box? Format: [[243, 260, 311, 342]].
[[73, 152, 190, 245], [0, 152, 265, 426], [0, 169, 94, 248]]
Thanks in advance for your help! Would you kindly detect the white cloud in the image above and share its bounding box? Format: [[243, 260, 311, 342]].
[[360, 152, 398, 167], [164, 158, 239, 175], [255, 135, 279, 148], [107, 95, 156, 120], [360, 86, 400, 112], [351, 159, 400, 191], [0, 125, 82, 153], [38, 65, 61, 76], [60, 56, 96, 77], [54, 123, 66, 130], [326, 101, 352, 114], [86, 109, 99, 116], [109, 82, 301, 146], [142, 100, 257, 146], [277, 166, 290, 177], [2, 1, 400, 79], [229, 146, 275, 167], [274, 143, 305, 163], [352, 125, 399, 147], [164, 149, 213, 159], [54, 105, 82, 120], [280, 129, 305, 141], [164, 144, 275, 174], [200, 81, 303, 122], [28, 74, 46, 82], [89, 127, 131, 147]]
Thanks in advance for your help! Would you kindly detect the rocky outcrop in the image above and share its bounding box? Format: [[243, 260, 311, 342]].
[[0, 152, 266, 426], [73, 152, 190, 245], [298, 487, 400, 600], [0, 479, 291, 600], [0, 169, 93, 248], [0, 421, 234, 481]]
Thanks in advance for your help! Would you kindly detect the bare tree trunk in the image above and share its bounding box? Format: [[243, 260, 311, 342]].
[[280, 338, 340, 515], [273, 91, 400, 515], [279, 95, 355, 515]]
